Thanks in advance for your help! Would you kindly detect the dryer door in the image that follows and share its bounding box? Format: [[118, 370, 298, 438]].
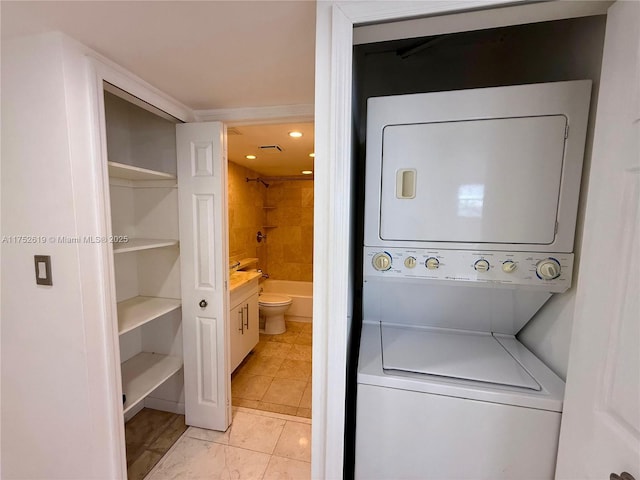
[[379, 115, 567, 244]]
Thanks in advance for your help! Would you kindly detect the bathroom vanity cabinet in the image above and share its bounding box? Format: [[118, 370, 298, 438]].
[[229, 274, 260, 371]]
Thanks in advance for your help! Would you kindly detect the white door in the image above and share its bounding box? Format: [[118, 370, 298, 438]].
[[556, 2, 640, 479], [177, 122, 230, 431]]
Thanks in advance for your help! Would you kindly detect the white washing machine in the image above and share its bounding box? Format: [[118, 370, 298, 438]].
[[356, 81, 592, 479]]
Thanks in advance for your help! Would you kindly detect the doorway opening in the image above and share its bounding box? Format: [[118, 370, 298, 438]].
[[226, 122, 314, 419]]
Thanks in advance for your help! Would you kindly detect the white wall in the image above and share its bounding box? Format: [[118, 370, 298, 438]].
[[1, 33, 122, 478], [353, 15, 607, 380]]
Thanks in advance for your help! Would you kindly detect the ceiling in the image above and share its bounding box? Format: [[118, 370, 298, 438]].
[[227, 123, 314, 176], [0, 1, 316, 111], [1, 1, 317, 176]]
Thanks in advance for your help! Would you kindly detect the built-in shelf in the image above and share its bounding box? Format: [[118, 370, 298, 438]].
[[108, 161, 176, 181], [113, 238, 179, 254], [121, 352, 183, 415], [117, 296, 182, 335], [237, 257, 258, 270]]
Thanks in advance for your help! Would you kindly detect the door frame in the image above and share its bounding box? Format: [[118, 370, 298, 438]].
[[85, 53, 197, 477], [87, 51, 316, 475], [313, 0, 613, 478]]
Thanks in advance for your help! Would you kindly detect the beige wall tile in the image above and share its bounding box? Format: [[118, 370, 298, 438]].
[[228, 161, 266, 265], [264, 180, 313, 282]]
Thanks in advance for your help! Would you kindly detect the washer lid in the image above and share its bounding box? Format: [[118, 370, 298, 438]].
[[259, 294, 292, 306], [380, 324, 541, 391]]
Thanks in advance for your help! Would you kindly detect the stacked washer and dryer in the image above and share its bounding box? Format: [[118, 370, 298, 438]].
[[355, 81, 592, 479]]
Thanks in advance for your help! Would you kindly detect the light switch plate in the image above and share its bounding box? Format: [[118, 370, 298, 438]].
[[34, 255, 52, 286]]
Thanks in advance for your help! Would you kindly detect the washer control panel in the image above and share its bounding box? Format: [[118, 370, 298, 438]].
[[364, 247, 573, 292]]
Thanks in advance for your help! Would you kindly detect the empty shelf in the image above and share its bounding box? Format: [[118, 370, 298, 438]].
[[121, 352, 183, 415], [108, 161, 176, 181], [113, 238, 178, 254], [117, 296, 181, 335]]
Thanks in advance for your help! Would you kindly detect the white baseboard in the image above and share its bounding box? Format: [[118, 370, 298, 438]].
[[144, 397, 185, 415], [123, 402, 145, 422]]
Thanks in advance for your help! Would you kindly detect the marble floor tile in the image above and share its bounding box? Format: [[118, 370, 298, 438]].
[[301, 323, 313, 334], [273, 421, 312, 462], [259, 342, 293, 359], [148, 436, 270, 480], [186, 410, 286, 455], [232, 397, 260, 409], [185, 424, 229, 444], [288, 344, 312, 362], [232, 372, 273, 401], [275, 359, 312, 381], [268, 330, 301, 344], [294, 332, 312, 346], [299, 382, 312, 409], [296, 407, 312, 419], [285, 321, 305, 333], [262, 377, 306, 407], [253, 339, 269, 354], [231, 320, 312, 420], [257, 401, 299, 416], [263, 455, 311, 480], [235, 406, 311, 425], [243, 353, 285, 376]]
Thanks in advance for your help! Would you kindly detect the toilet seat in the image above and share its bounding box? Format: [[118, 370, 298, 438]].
[[259, 294, 292, 307]]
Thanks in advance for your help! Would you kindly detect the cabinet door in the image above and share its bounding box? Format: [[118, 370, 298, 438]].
[[177, 122, 230, 431], [243, 292, 260, 355], [229, 302, 245, 373]]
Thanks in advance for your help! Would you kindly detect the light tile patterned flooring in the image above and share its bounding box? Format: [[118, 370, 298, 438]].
[[232, 321, 312, 419], [146, 407, 311, 479]]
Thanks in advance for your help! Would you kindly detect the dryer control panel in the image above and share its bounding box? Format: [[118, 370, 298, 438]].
[[364, 247, 573, 292]]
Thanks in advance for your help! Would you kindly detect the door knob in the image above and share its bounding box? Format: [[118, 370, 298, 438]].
[[199, 299, 208, 308], [611, 472, 636, 480]]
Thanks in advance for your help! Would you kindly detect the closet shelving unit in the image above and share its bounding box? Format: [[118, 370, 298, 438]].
[[104, 90, 184, 419]]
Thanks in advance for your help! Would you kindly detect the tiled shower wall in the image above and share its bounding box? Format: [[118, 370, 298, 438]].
[[264, 180, 314, 282], [228, 161, 266, 269]]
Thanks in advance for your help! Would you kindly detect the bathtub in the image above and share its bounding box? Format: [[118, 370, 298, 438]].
[[261, 279, 313, 323]]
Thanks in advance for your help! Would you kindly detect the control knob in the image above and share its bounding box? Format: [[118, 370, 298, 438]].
[[536, 258, 561, 280], [372, 252, 392, 271], [404, 256, 417, 269], [502, 260, 517, 273], [425, 257, 440, 270], [474, 259, 490, 272]]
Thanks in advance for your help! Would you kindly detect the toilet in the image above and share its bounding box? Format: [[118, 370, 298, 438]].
[[258, 294, 292, 334]]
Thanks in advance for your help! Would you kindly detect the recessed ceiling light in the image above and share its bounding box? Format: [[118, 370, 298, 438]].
[[245, 155, 256, 160], [289, 131, 303, 138], [301, 170, 313, 175], [309, 153, 315, 158]]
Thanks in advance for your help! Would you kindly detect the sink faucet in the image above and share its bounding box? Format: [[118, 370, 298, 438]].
[[257, 269, 269, 279]]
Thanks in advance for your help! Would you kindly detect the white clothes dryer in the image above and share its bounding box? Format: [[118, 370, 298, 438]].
[[355, 81, 592, 479]]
